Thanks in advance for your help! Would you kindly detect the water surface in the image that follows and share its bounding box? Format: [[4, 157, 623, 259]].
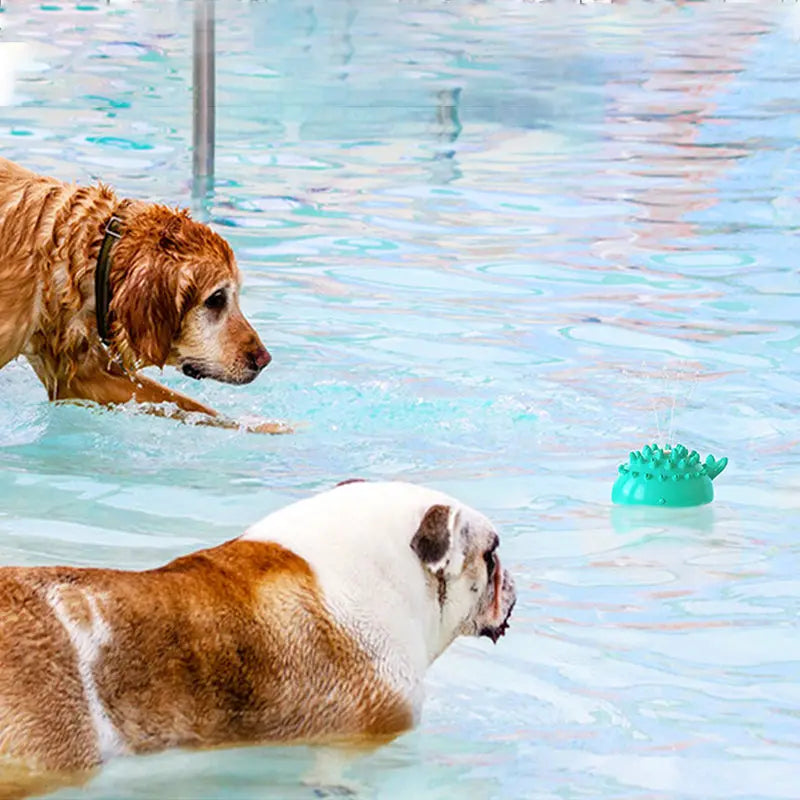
[[1, 2, 799, 798]]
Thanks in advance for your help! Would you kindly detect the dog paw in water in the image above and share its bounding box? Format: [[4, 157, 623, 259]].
[[303, 745, 365, 797], [241, 418, 295, 435]]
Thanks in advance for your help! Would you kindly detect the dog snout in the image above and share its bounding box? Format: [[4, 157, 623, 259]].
[[249, 346, 272, 372]]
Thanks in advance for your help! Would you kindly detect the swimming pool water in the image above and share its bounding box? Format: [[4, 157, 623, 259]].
[[1, 2, 799, 798]]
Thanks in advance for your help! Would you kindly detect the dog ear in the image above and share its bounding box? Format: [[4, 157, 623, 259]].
[[110, 258, 182, 368], [158, 212, 190, 252], [411, 504, 451, 569], [105, 207, 200, 369]]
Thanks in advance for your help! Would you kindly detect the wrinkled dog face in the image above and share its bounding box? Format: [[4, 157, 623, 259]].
[[411, 503, 516, 650], [110, 205, 271, 384]]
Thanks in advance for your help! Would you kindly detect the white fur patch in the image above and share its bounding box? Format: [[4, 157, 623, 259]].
[[46, 586, 126, 760], [243, 481, 495, 711]]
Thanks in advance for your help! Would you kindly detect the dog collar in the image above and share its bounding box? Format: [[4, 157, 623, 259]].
[[95, 215, 122, 346]]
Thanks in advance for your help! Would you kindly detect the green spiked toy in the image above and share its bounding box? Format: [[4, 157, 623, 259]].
[[612, 443, 728, 507]]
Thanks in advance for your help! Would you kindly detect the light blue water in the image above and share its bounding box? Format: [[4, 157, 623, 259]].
[[1, 2, 799, 798]]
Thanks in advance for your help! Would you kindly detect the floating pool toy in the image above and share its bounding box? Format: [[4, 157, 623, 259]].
[[612, 443, 728, 507]]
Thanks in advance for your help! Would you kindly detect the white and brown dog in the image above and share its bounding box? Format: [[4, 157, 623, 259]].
[[0, 481, 515, 796]]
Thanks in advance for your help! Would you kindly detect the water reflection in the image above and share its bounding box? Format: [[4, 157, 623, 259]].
[[0, 2, 798, 799]]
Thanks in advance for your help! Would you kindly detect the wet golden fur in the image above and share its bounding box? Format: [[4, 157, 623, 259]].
[[0, 157, 284, 432]]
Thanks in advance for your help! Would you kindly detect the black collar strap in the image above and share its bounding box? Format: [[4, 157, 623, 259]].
[[95, 215, 122, 346]]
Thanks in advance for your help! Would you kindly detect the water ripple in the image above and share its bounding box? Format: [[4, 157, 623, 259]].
[[1, 2, 799, 799]]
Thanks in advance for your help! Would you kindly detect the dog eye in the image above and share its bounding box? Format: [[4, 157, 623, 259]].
[[205, 289, 227, 311], [483, 548, 496, 577]]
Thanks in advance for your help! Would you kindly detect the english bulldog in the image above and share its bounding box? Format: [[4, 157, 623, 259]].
[[0, 480, 515, 796]]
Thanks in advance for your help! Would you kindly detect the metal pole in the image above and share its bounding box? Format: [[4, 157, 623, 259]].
[[193, 0, 215, 188]]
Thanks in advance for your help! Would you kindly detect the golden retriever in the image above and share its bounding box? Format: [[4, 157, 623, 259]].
[[0, 158, 286, 433]]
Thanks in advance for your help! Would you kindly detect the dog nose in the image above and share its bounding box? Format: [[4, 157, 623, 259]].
[[249, 347, 272, 371]]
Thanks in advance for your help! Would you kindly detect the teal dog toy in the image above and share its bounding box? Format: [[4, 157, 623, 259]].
[[612, 443, 728, 507]]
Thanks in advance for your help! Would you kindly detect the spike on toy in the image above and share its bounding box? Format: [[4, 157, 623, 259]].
[[612, 443, 727, 507]]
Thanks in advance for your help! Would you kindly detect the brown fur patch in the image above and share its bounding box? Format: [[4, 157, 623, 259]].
[[0, 575, 99, 772], [0, 540, 412, 781], [410, 504, 451, 565], [106, 204, 237, 371]]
